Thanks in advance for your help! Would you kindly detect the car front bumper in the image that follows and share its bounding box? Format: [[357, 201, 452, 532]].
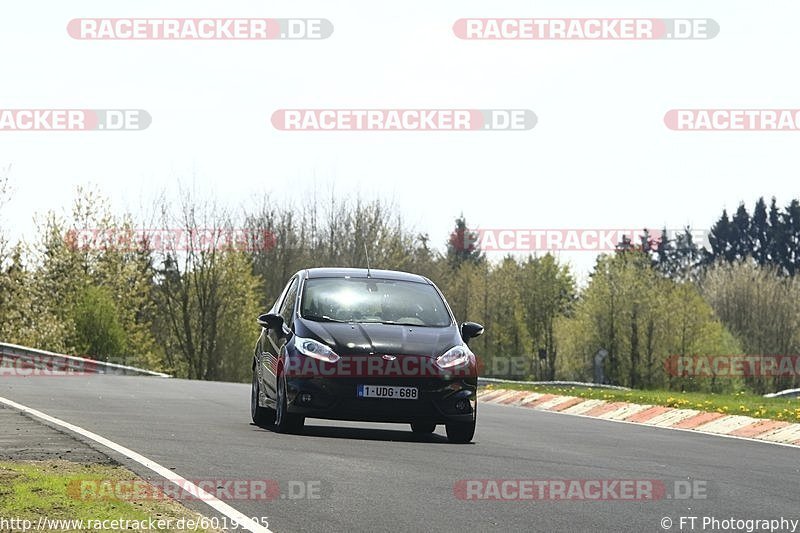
[[284, 376, 477, 424]]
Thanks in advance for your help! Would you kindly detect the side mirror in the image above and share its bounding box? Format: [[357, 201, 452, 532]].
[[461, 321, 484, 344], [257, 313, 284, 333]]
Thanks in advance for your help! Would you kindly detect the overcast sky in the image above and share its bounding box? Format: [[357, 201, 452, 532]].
[[1, 1, 798, 278]]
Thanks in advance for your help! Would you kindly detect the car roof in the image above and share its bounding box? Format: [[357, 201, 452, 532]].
[[303, 267, 430, 284]]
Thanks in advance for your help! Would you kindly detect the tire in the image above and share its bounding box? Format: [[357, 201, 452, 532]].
[[410, 422, 436, 434], [251, 367, 275, 427], [445, 420, 475, 443], [275, 373, 305, 433]]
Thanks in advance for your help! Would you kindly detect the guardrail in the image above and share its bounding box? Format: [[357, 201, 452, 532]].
[[478, 377, 630, 391], [0, 342, 170, 377], [763, 388, 800, 398]]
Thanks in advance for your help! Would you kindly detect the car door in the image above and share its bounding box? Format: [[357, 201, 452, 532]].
[[263, 275, 299, 398]]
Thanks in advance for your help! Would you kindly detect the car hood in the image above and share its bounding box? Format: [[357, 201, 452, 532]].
[[296, 319, 461, 357]]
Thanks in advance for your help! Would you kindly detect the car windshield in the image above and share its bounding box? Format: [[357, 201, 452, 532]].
[[300, 277, 452, 327]]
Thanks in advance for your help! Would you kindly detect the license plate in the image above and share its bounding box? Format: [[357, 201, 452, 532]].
[[357, 385, 418, 400]]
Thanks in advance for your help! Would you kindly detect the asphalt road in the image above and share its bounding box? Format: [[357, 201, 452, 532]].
[[1, 375, 798, 532]]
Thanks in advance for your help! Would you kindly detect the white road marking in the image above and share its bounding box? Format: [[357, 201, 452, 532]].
[[518, 393, 544, 405], [596, 403, 652, 421], [643, 408, 700, 427], [533, 395, 574, 411], [0, 396, 273, 533], [692, 415, 758, 434], [490, 390, 523, 404], [560, 398, 605, 415], [758, 423, 800, 444]]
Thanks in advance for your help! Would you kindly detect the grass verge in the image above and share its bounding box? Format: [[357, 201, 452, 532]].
[[0, 460, 222, 533], [483, 383, 800, 423]]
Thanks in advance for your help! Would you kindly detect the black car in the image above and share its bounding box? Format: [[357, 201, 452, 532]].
[[250, 267, 484, 443]]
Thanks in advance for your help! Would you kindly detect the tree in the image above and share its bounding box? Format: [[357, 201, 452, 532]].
[[519, 255, 574, 380], [0, 244, 71, 350], [708, 209, 734, 263], [485, 257, 531, 375], [5, 189, 162, 367], [782, 199, 800, 276], [446, 215, 483, 268], [11, 184, 800, 395], [700, 261, 800, 392], [766, 197, 786, 267], [730, 203, 752, 261], [154, 196, 260, 381], [705, 197, 800, 276], [652, 226, 670, 271], [751, 197, 769, 266], [0, 166, 9, 264], [248, 195, 418, 310], [71, 285, 126, 358], [651, 227, 703, 279], [556, 249, 737, 391]]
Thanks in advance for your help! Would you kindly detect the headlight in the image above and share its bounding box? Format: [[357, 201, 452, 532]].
[[436, 345, 473, 369], [295, 336, 340, 363]]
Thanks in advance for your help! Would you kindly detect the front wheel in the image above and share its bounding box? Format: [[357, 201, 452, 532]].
[[445, 420, 475, 443], [275, 373, 305, 433], [251, 367, 275, 427]]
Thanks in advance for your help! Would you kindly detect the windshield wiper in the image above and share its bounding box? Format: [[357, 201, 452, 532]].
[[303, 314, 350, 323], [368, 320, 427, 327]]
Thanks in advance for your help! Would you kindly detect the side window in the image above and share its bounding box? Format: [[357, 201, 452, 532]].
[[279, 277, 299, 328]]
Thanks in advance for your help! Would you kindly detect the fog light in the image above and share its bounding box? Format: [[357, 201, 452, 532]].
[[455, 399, 468, 412], [299, 393, 312, 404]]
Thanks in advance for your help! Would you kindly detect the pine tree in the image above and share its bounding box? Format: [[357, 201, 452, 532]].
[[750, 197, 769, 265], [730, 203, 752, 261], [766, 197, 785, 269], [671, 227, 702, 279], [655, 226, 670, 269], [708, 209, 734, 263], [783, 199, 800, 276], [446, 215, 483, 268]]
